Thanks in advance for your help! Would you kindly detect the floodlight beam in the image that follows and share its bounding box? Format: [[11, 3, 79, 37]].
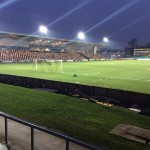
[[109, 12, 150, 38], [0, 0, 18, 9], [85, 0, 139, 34], [47, 0, 91, 27]]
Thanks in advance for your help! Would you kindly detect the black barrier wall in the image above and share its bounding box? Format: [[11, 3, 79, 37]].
[[0, 74, 150, 106]]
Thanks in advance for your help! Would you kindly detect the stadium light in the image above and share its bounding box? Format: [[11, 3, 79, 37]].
[[77, 32, 85, 40], [103, 37, 109, 43], [39, 25, 48, 34]]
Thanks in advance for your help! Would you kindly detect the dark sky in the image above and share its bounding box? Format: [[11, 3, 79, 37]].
[[0, 0, 150, 49]]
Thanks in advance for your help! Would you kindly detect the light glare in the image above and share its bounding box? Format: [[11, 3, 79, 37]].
[[103, 37, 108, 43], [39, 25, 48, 34], [78, 32, 85, 40]]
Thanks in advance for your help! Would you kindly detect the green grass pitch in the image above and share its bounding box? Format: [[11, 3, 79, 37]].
[[0, 60, 150, 94]]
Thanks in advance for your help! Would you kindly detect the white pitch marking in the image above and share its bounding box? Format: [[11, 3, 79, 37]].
[[63, 72, 149, 81]]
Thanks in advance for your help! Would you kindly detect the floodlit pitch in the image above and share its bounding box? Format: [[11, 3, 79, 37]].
[[0, 60, 150, 94]]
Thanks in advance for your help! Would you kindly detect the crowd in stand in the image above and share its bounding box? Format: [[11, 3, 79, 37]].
[[0, 49, 101, 62]]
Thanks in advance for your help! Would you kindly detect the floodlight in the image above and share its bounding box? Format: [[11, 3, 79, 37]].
[[39, 25, 48, 34], [103, 37, 109, 43], [77, 32, 85, 40]]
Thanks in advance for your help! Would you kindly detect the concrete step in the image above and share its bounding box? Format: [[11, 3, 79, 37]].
[[0, 144, 7, 150]]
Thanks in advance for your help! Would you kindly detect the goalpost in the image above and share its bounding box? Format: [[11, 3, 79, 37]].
[[32, 58, 38, 71], [49, 60, 63, 73], [32, 59, 63, 73], [48, 60, 63, 74], [60, 60, 63, 73]]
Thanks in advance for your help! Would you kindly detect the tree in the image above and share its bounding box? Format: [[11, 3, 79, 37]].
[[128, 38, 138, 55]]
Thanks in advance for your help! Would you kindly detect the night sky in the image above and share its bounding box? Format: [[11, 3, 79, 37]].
[[0, 0, 150, 49]]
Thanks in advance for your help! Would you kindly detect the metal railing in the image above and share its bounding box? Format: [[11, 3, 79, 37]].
[[0, 112, 102, 150]]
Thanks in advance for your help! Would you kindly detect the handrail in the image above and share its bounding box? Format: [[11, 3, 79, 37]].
[[0, 112, 103, 150]]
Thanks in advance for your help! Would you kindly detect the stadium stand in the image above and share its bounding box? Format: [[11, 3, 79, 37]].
[[0, 49, 102, 63]]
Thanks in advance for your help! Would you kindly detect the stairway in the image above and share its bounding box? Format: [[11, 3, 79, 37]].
[[0, 144, 7, 150], [79, 52, 89, 59]]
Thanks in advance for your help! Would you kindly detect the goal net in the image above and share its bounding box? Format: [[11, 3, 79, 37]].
[[48, 60, 63, 73], [32, 59, 63, 73]]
